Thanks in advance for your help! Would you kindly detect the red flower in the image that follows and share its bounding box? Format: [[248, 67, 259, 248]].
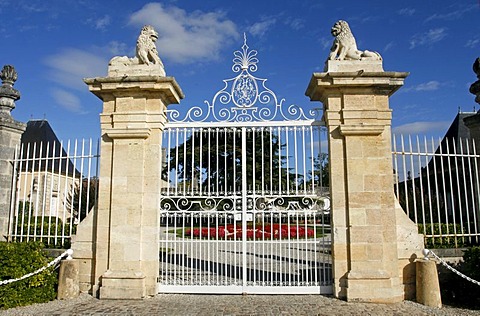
[[185, 223, 316, 240]]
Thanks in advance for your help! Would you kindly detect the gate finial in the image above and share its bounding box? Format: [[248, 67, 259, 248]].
[[0, 65, 21, 115]]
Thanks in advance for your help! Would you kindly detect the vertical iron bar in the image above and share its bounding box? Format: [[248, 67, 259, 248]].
[[241, 127, 247, 289]]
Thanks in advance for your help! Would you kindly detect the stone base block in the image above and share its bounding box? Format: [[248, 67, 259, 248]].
[[99, 270, 146, 299], [346, 270, 403, 303], [57, 260, 80, 300]]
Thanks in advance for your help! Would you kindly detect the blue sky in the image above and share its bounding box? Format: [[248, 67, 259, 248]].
[[1, 1, 479, 141]]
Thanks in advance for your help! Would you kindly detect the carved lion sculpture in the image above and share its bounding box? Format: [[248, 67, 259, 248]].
[[136, 25, 163, 66], [328, 20, 381, 61]]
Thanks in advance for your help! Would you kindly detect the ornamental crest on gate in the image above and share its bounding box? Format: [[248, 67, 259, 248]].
[[167, 34, 316, 123]]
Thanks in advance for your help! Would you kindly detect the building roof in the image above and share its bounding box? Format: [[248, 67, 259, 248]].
[[434, 111, 476, 156], [20, 119, 80, 177], [443, 111, 475, 141]]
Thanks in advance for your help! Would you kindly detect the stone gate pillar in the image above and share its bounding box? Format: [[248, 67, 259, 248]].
[[82, 26, 184, 299], [305, 20, 423, 303], [0, 65, 26, 239], [306, 60, 422, 302]]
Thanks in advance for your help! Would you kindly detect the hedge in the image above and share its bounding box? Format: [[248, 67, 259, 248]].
[[440, 246, 480, 309], [11, 216, 75, 249], [417, 223, 468, 248], [0, 242, 58, 309]]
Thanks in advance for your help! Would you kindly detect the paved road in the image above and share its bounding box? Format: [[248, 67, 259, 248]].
[[159, 226, 333, 289], [1, 293, 477, 316]]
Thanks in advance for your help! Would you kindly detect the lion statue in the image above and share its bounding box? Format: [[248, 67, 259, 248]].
[[136, 25, 164, 66], [328, 20, 381, 61]]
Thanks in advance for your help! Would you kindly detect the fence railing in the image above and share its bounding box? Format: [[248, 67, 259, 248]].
[[8, 138, 99, 248], [393, 134, 480, 248], [9, 134, 479, 250]]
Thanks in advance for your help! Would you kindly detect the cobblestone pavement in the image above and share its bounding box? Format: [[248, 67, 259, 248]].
[[1, 294, 478, 316]]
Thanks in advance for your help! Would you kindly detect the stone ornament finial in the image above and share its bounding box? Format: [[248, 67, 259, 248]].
[[470, 57, 480, 104], [108, 25, 166, 77], [473, 58, 480, 79], [0, 65, 21, 115], [1, 65, 18, 86], [328, 20, 382, 61]]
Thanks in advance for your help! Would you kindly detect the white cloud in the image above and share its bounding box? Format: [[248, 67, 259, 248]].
[[383, 41, 395, 52], [248, 18, 277, 38], [94, 15, 111, 31], [465, 38, 480, 48], [129, 3, 238, 64], [425, 5, 476, 22], [21, 3, 47, 13], [319, 37, 331, 50], [393, 121, 450, 135], [409, 28, 447, 49], [44, 48, 107, 90], [106, 40, 129, 56], [398, 7, 415, 16], [414, 81, 441, 91], [284, 17, 304, 31], [405, 80, 454, 92], [51, 88, 86, 114]]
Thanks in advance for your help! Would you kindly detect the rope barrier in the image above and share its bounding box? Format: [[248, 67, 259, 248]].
[[0, 249, 73, 286], [423, 248, 480, 287]]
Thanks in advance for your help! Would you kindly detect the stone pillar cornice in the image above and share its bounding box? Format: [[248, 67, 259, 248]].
[[305, 71, 409, 102], [84, 76, 184, 104]]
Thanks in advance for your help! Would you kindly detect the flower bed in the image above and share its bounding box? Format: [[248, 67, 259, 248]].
[[185, 224, 315, 240]]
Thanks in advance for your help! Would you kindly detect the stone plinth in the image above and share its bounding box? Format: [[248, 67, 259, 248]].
[[305, 62, 423, 303], [324, 60, 384, 72], [81, 74, 183, 299], [108, 57, 166, 78]]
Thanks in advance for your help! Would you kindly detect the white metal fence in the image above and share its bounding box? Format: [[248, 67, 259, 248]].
[[159, 123, 332, 294], [8, 139, 99, 248], [393, 134, 480, 248]]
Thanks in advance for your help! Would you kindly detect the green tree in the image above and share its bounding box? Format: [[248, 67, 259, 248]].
[[163, 128, 298, 193], [65, 177, 98, 222]]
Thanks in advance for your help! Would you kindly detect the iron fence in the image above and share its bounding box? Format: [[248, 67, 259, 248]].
[[8, 138, 99, 248], [393, 134, 480, 248]]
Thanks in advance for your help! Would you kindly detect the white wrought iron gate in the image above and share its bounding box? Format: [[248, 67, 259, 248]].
[[158, 36, 332, 294]]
